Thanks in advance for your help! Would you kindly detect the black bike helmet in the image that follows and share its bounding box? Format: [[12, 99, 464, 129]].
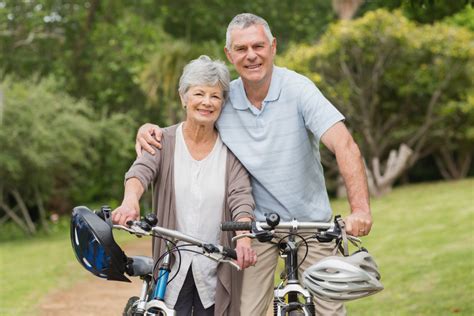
[[70, 206, 130, 282]]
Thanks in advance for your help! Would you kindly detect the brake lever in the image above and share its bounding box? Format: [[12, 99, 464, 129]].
[[202, 251, 241, 271], [231, 233, 256, 242], [113, 224, 150, 237], [347, 235, 362, 244], [219, 258, 241, 271]]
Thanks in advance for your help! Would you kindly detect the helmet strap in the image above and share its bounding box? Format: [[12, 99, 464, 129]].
[[335, 217, 349, 256]]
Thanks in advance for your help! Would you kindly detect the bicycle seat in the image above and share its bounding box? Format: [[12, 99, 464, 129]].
[[128, 256, 154, 277]]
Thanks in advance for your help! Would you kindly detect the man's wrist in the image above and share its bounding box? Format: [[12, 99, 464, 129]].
[[350, 208, 371, 215]]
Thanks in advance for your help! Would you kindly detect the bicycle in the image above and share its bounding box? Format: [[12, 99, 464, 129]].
[[70, 205, 239, 316], [221, 213, 364, 316]]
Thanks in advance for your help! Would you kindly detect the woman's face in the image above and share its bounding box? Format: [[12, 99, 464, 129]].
[[181, 85, 224, 126]]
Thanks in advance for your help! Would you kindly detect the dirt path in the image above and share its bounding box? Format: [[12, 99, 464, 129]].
[[38, 239, 151, 316], [38, 239, 273, 316]]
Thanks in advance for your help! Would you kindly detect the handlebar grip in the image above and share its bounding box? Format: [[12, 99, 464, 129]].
[[221, 221, 252, 231], [222, 247, 237, 260]]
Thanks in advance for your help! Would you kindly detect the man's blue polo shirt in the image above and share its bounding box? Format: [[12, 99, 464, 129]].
[[216, 66, 344, 222]]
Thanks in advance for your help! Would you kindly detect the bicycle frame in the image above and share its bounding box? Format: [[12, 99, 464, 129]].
[[115, 220, 239, 316], [123, 242, 176, 316], [223, 214, 357, 316]]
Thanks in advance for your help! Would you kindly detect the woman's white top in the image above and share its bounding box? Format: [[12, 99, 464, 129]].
[[164, 123, 227, 308]]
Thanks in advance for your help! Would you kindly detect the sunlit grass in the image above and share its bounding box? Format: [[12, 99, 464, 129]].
[[332, 179, 474, 315]]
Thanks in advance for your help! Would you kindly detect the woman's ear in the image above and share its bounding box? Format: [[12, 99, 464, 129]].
[[179, 93, 187, 108]]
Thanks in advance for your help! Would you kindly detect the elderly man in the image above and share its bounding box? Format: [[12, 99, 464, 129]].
[[136, 13, 372, 316]]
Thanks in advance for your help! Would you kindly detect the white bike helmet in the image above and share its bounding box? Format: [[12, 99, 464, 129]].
[[303, 250, 383, 302]]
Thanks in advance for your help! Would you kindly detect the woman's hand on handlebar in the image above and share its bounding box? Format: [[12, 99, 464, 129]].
[[112, 202, 140, 226], [235, 237, 257, 269]]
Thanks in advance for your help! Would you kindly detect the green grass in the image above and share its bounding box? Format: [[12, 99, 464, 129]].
[[0, 180, 472, 315], [0, 217, 135, 315], [330, 179, 474, 315]]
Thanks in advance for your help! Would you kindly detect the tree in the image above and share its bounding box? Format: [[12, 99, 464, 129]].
[[0, 77, 134, 233], [0, 1, 169, 115], [155, 0, 335, 50], [279, 9, 474, 195], [0, 77, 95, 233], [357, 0, 471, 23]]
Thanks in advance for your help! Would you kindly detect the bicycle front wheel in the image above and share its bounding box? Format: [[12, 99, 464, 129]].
[[123, 296, 142, 316]]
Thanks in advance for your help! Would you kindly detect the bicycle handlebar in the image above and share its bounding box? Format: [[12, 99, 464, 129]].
[[113, 218, 239, 269], [221, 213, 361, 245], [221, 220, 334, 232]]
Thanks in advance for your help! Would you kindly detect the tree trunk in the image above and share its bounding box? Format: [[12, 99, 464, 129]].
[[11, 189, 36, 234], [369, 144, 414, 196], [332, 0, 364, 20], [0, 203, 31, 234], [434, 148, 472, 180], [35, 187, 50, 232]]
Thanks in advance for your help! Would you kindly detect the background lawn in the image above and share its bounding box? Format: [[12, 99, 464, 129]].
[[0, 179, 472, 315], [333, 179, 474, 315]]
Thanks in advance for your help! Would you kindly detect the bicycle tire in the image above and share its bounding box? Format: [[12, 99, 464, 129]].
[[288, 311, 305, 316], [274, 299, 315, 316], [123, 296, 142, 316], [273, 298, 278, 316], [306, 302, 315, 316]]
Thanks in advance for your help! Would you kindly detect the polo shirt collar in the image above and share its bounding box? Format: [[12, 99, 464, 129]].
[[229, 66, 283, 111]]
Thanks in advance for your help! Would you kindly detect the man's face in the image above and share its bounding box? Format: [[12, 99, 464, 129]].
[[225, 24, 276, 86]]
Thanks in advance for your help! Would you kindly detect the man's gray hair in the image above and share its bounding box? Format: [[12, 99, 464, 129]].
[[225, 13, 274, 50], [178, 55, 230, 100]]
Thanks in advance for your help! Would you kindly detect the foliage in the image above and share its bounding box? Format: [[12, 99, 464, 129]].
[[432, 90, 474, 179], [156, 0, 335, 50], [0, 77, 98, 223], [0, 1, 169, 116], [60, 111, 136, 208], [279, 9, 474, 194], [358, 0, 471, 24], [0, 77, 135, 234], [0, 0, 81, 78], [443, 3, 474, 31], [62, 11, 170, 115]]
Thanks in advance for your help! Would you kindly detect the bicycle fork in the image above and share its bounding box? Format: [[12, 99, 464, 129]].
[[146, 242, 176, 315], [273, 235, 314, 316]]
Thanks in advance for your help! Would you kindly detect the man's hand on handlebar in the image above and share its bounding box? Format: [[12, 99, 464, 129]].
[[136, 123, 162, 156], [344, 211, 372, 237]]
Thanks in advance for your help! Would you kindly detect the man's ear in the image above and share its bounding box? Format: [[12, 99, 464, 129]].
[[271, 38, 277, 57], [224, 47, 234, 64]]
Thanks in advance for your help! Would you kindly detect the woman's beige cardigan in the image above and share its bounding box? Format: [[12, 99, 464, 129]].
[[125, 124, 255, 316]]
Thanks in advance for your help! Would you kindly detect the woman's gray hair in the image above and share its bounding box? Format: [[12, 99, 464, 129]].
[[225, 13, 274, 50], [178, 55, 230, 100]]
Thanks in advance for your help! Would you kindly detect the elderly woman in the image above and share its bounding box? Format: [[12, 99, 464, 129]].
[[112, 55, 256, 316]]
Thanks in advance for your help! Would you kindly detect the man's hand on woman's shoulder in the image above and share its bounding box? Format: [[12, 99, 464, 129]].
[[136, 123, 162, 156]]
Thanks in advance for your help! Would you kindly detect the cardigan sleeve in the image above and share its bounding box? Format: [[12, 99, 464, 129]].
[[226, 151, 255, 221], [124, 145, 162, 191]]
